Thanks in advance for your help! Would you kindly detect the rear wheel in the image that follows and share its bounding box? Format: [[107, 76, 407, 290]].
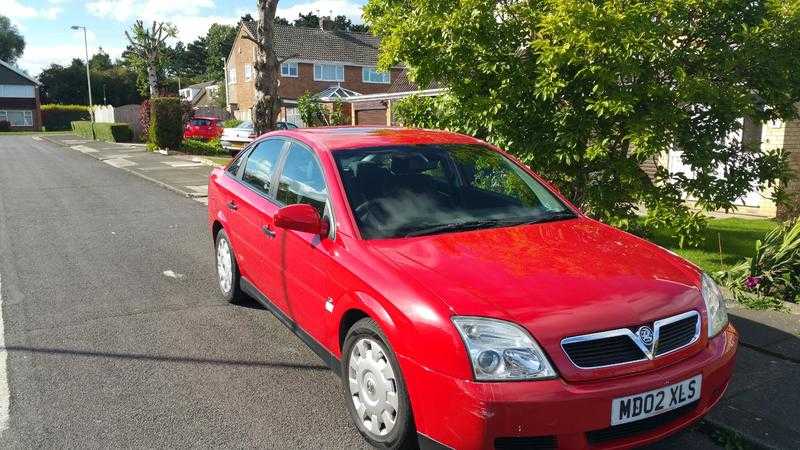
[[342, 318, 416, 449], [215, 229, 244, 304]]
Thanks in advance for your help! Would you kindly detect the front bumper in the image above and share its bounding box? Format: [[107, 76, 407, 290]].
[[402, 324, 738, 450]]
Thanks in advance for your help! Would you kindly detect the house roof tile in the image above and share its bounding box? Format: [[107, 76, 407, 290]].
[[242, 21, 382, 66]]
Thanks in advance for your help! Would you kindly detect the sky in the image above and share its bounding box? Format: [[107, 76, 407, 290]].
[[6, 0, 368, 76]]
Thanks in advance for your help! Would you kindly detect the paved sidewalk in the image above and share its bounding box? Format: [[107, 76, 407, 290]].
[[40, 134, 220, 200], [705, 303, 800, 449]]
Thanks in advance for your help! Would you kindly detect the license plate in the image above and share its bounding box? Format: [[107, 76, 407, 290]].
[[611, 375, 701, 425]]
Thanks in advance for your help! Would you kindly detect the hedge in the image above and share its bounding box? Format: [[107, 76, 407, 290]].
[[149, 97, 183, 150], [71, 121, 133, 142], [0, 120, 10, 132], [42, 104, 90, 131]]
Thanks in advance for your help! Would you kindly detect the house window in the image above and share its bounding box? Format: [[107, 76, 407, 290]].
[[771, 119, 784, 128], [0, 84, 35, 98], [314, 63, 344, 82], [228, 67, 237, 84], [281, 61, 298, 77], [0, 110, 33, 127], [362, 67, 390, 84], [244, 64, 253, 81]]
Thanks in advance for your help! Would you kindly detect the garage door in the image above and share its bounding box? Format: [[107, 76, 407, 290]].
[[356, 109, 387, 126]]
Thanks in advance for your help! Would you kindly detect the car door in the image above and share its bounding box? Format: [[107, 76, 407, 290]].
[[232, 138, 291, 314], [274, 141, 336, 342]]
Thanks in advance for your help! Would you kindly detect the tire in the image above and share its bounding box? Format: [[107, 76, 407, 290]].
[[342, 318, 417, 450], [214, 229, 244, 304]]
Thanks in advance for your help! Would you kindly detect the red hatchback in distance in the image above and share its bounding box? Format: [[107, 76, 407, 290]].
[[207, 127, 736, 450], [184, 116, 223, 141]]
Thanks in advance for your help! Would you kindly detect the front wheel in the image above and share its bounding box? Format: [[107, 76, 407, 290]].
[[342, 318, 417, 449]]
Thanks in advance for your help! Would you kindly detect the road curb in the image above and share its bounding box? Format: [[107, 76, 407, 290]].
[[40, 135, 207, 199], [700, 417, 773, 450]]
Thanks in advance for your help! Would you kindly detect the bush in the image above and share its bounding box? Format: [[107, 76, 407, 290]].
[[0, 120, 10, 132], [181, 138, 226, 156], [71, 121, 133, 142], [139, 100, 151, 142], [42, 104, 90, 131], [297, 92, 347, 126], [221, 118, 242, 128], [719, 218, 800, 307], [149, 97, 183, 150]]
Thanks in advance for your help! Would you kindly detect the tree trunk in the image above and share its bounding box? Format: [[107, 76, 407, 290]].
[[147, 60, 159, 98], [253, 0, 281, 135]]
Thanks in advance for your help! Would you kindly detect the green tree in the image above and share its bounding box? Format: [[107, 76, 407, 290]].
[[124, 20, 177, 98], [39, 58, 142, 106], [367, 0, 800, 244], [0, 15, 25, 64], [205, 23, 237, 81], [89, 47, 113, 71]]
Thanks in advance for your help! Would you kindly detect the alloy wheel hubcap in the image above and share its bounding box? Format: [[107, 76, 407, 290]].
[[348, 337, 399, 437], [216, 238, 232, 294]]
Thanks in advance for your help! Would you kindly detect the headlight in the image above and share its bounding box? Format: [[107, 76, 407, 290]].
[[701, 273, 728, 337], [452, 317, 557, 381]]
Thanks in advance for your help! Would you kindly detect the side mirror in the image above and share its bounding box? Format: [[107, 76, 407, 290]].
[[274, 204, 329, 236]]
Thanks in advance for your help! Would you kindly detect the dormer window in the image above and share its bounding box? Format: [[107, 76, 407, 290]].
[[314, 63, 344, 82]]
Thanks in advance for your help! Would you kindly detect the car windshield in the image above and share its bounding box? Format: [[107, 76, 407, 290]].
[[334, 144, 575, 239]]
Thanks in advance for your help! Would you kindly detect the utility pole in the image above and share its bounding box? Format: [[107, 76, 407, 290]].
[[71, 25, 95, 140]]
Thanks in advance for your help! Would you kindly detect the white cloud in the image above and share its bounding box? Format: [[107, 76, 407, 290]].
[[277, 0, 364, 23], [18, 29, 123, 75], [85, 0, 215, 22], [5, 0, 63, 23]]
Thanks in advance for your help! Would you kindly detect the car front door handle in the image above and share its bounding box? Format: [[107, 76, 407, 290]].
[[227, 201, 238, 211], [262, 225, 276, 239]]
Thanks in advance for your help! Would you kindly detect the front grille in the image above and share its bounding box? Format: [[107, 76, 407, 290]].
[[655, 315, 698, 355], [495, 436, 557, 450], [562, 335, 645, 368], [561, 311, 700, 369], [586, 401, 699, 444]]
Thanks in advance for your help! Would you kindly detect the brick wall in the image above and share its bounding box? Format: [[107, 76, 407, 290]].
[[778, 119, 800, 219], [227, 28, 403, 118]]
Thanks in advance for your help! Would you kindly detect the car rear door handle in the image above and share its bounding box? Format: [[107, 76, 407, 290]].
[[227, 201, 238, 211], [262, 225, 276, 239]]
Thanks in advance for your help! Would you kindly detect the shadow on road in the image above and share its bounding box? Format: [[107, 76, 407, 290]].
[[0, 346, 330, 371]]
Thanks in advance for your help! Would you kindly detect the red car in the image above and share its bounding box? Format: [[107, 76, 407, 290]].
[[207, 127, 736, 450], [184, 116, 223, 141]]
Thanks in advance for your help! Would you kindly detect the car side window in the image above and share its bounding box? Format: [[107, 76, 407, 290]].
[[242, 139, 285, 196], [226, 154, 244, 176], [276, 143, 328, 216]]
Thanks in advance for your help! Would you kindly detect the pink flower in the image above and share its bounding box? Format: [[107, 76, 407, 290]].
[[745, 276, 762, 290]]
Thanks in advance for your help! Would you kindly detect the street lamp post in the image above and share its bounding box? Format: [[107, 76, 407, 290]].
[[71, 25, 95, 140]]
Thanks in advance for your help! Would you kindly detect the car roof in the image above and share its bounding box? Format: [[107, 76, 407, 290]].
[[192, 116, 219, 120], [269, 127, 484, 152]]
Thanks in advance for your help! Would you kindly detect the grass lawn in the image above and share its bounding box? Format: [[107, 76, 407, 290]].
[[645, 218, 777, 273], [202, 156, 232, 166]]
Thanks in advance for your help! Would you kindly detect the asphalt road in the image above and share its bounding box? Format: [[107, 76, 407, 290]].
[[0, 136, 720, 449]]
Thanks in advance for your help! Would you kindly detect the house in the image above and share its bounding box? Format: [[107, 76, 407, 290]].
[[224, 20, 414, 124], [658, 117, 800, 219], [0, 59, 42, 131], [179, 81, 220, 108]]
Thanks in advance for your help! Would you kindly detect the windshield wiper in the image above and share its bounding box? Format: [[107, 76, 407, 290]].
[[515, 211, 577, 225], [400, 212, 577, 237], [401, 219, 508, 237]]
